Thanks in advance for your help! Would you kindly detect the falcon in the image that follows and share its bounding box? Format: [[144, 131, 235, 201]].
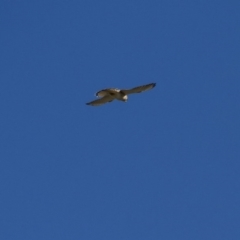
[[86, 83, 156, 106]]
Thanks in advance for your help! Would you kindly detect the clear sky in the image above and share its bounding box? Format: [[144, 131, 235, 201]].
[[1, 1, 240, 239]]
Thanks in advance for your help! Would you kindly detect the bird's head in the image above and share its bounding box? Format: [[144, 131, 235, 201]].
[[122, 95, 128, 102]]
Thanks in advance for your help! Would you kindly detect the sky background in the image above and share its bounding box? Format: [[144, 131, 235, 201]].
[[1, 1, 240, 239]]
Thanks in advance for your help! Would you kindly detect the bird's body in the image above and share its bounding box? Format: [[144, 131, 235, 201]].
[[86, 83, 156, 106]]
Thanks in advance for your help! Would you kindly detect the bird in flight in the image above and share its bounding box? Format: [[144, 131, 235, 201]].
[[86, 83, 156, 106]]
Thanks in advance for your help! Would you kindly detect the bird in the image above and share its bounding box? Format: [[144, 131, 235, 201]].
[[86, 82, 156, 106]]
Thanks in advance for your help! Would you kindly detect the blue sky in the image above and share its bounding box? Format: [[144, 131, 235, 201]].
[[1, 1, 240, 239]]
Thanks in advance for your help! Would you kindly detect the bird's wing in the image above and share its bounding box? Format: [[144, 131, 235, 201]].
[[96, 88, 119, 97], [95, 90, 109, 98], [86, 96, 114, 106], [122, 83, 156, 95]]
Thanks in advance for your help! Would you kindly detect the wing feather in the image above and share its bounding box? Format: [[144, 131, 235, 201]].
[[96, 88, 120, 97], [95, 90, 108, 98], [122, 83, 156, 95], [86, 96, 114, 106]]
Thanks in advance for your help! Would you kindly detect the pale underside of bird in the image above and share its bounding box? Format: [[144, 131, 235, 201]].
[[86, 82, 156, 106]]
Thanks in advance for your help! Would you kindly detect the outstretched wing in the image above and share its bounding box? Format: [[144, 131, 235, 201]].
[[122, 83, 156, 95], [86, 96, 114, 106], [96, 88, 120, 97]]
